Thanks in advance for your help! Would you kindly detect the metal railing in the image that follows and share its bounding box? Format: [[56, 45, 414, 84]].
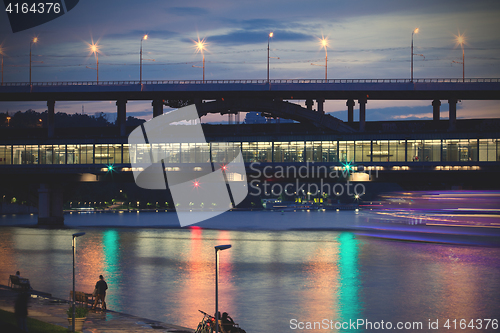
[[1, 78, 499, 87]]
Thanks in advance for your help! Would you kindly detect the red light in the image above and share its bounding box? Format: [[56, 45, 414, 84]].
[[192, 180, 200, 188], [221, 164, 228, 171]]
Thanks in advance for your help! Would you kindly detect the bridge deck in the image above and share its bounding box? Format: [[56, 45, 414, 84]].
[[1, 78, 499, 101]]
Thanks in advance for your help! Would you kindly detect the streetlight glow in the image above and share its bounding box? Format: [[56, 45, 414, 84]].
[[411, 27, 420, 82], [311, 36, 329, 80], [29, 37, 38, 84], [140, 34, 149, 84], [87, 40, 100, 83], [267, 32, 274, 83], [192, 37, 207, 82], [320, 37, 328, 49], [454, 32, 466, 82]]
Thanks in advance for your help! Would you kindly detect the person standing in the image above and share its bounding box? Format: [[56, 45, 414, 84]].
[[91, 275, 108, 310]]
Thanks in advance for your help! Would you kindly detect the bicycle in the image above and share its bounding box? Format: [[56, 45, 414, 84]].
[[195, 310, 216, 333]]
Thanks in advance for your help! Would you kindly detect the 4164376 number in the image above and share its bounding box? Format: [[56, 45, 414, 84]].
[[5, 2, 61, 14]]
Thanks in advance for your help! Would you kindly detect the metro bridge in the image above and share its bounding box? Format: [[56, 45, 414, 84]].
[[1, 78, 500, 135], [1, 120, 499, 225]]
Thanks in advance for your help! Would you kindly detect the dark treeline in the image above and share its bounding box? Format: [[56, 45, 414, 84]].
[[0, 109, 145, 128]]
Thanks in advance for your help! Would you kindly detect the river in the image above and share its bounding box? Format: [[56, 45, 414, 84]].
[[1, 208, 499, 332]]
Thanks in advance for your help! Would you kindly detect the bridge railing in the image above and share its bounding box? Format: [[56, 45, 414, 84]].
[[1, 78, 499, 87]]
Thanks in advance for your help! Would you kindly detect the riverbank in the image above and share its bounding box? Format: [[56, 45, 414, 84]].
[[0, 285, 193, 333]]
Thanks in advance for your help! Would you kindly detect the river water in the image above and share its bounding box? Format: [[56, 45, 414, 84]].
[[1, 209, 499, 332]]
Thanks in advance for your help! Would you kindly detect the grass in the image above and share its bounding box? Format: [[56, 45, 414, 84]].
[[0, 309, 70, 333]]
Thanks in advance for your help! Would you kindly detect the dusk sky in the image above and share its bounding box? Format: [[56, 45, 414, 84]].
[[1, 0, 499, 122]]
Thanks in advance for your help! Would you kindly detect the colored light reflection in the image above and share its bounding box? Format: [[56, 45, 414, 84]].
[[102, 229, 122, 310], [337, 232, 361, 322]]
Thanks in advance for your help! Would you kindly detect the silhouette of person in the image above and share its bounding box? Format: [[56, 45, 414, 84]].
[[91, 275, 108, 310]]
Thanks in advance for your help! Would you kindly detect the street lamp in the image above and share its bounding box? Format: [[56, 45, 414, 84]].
[[411, 28, 419, 82], [29, 37, 38, 84], [88, 42, 99, 83], [71, 232, 85, 332], [140, 34, 148, 84], [454, 33, 466, 82], [6, 116, 11, 126], [192, 37, 207, 82], [267, 32, 273, 83], [311, 36, 329, 80], [215, 244, 231, 333]]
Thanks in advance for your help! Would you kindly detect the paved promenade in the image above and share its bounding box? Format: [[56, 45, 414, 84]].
[[0, 285, 194, 332]]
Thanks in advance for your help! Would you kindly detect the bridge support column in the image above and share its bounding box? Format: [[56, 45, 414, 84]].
[[358, 98, 367, 132], [305, 99, 313, 111], [116, 99, 127, 137], [346, 99, 355, 123], [47, 100, 55, 138], [317, 99, 325, 114], [152, 99, 163, 118], [38, 184, 64, 226], [448, 99, 457, 131], [432, 99, 441, 122]]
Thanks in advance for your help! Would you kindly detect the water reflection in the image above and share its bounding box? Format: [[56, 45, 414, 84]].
[[0, 212, 499, 332], [337, 233, 361, 324]]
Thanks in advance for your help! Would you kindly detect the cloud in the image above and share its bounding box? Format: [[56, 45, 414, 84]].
[[202, 29, 311, 46], [167, 7, 209, 16]]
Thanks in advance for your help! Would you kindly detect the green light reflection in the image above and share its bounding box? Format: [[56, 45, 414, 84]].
[[102, 230, 122, 312], [337, 232, 362, 331]]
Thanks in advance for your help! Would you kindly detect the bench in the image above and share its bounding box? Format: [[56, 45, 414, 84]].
[[8, 275, 31, 290], [69, 291, 94, 306]]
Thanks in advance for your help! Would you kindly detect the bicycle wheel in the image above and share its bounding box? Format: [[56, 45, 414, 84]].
[[194, 322, 204, 333]]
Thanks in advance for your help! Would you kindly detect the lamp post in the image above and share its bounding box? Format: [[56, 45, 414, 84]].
[[311, 37, 329, 80], [411, 28, 419, 82], [72, 232, 85, 332], [29, 37, 38, 84], [267, 32, 273, 83], [6, 116, 11, 126], [455, 33, 466, 82], [322, 38, 328, 80], [140, 34, 148, 84], [192, 38, 207, 82], [88, 42, 99, 83], [215, 244, 231, 333]]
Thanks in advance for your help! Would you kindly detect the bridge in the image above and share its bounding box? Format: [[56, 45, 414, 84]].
[[1, 78, 500, 135], [1, 120, 499, 225], [1, 78, 500, 225]]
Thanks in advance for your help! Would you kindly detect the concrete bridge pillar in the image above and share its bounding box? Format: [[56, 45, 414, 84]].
[[47, 100, 55, 138], [448, 99, 457, 131], [116, 99, 127, 137], [152, 99, 163, 118], [346, 99, 355, 123], [358, 98, 367, 132], [317, 99, 325, 114], [305, 99, 313, 111], [38, 184, 64, 226], [432, 100, 441, 122]]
